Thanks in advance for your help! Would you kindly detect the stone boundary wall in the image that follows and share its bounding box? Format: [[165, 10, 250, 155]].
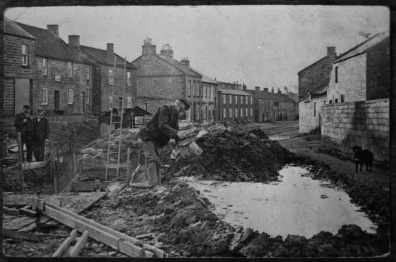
[[321, 99, 389, 162]]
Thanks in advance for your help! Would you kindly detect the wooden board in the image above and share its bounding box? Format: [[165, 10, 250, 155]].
[[31, 198, 163, 258], [22, 160, 49, 170], [3, 216, 36, 230], [5, 192, 108, 214], [52, 229, 77, 257]]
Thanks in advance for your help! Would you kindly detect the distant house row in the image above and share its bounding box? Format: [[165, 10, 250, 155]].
[[3, 17, 136, 119], [3, 17, 298, 126]]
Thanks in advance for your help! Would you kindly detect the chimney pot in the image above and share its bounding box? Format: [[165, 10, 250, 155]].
[[160, 43, 173, 58], [264, 88, 268, 92], [47, 25, 59, 36], [327, 46, 336, 56], [255, 86, 260, 91], [68, 35, 80, 48], [142, 38, 156, 55]]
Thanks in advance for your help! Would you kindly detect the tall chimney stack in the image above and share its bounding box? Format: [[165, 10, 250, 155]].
[[107, 43, 114, 57], [68, 35, 80, 48], [160, 44, 174, 58], [327, 46, 336, 57], [255, 86, 260, 91], [142, 38, 157, 55], [47, 25, 59, 36]]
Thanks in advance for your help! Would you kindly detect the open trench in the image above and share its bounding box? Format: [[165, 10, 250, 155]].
[[3, 124, 390, 257]]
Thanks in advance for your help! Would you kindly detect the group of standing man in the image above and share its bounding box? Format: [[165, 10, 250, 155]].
[[14, 105, 50, 162]]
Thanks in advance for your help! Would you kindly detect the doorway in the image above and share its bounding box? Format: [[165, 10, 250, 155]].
[[54, 90, 60, 110]]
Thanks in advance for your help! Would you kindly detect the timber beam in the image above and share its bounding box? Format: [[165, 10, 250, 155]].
[[30, 197, 165, 258]]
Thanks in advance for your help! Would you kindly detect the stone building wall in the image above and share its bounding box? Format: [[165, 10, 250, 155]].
[[321, 99, 389, 162]]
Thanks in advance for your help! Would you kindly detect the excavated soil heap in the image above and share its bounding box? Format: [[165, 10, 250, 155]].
[[163, 126, 294, 182]]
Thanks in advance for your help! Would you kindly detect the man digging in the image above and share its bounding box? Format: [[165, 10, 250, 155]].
[[134, 98, 190, 187]]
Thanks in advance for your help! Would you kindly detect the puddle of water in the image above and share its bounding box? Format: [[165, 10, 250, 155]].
[[180, 166, 377, 238]]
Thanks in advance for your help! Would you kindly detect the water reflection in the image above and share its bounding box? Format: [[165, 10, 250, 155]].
[[180, 166, 376, 238]]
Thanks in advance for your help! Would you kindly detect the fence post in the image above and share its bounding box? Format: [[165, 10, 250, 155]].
[[126, 148, 130, 180], [17, 132, 24, 193]]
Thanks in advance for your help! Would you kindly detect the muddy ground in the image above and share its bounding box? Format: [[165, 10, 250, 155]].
[[2, 120, 391, 258]]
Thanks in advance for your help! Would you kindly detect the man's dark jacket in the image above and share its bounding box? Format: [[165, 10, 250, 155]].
[[138, 105, 179, 148], [14, 112, 33, 138], [33, 117, 50, 142]]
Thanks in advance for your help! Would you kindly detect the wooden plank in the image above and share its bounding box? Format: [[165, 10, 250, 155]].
[[52, 229, 78, 257], [68, 230, 89, 257], [22, 160, 49, 170], [32, 198, 159, 257], [18, 217, 51, 232], [3, 206, 20, 216], [20, 206, 38, 217], [3, 216, 36, 230], [4, 229, 68, 242]]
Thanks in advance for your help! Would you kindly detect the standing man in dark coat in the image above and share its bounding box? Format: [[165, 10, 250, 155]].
[[137, 98, 190, 186], [32, 108, 50, 161], [14, 105, 34, 162]]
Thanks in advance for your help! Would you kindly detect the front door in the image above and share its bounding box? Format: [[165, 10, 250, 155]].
[[15, 79, 30, 114], [81, 92, 86, 113], [54, 90, 60, 110]]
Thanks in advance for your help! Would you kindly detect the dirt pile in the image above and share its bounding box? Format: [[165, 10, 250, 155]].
[[79, 129, 142, 168], [50, 118, 99, 147], [164, 126, 294, 182]]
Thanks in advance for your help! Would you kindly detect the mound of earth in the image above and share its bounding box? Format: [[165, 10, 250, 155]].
[[163, 127, 294, 182]]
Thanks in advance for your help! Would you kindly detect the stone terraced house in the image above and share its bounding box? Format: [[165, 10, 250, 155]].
[[17, 22, 94, 116], [298, 47, 337, 133], [67, 36, 137, 115], [2, 17, 36, 118], [131, 39, 202, 120]]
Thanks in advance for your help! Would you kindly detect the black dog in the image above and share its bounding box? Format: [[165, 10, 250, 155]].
[[352, 146, 373, 173]]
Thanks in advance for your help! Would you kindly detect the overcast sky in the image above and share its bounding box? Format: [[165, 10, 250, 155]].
[[5, 5, 389, 93]]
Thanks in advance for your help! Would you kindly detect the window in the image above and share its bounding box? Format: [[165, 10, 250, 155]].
[[335, 99, 338, 103], [250, 97, 253, 104], [109, 70, 114, 85], [41, 88, 48, 105], [229, 95, 232, 104], [229, 109, 233, 118], [127, 72, 132, 86], [335, 66, 338, 83], [119, 97, 122, 109], [250, 108, 253, 117], [43, 58, 48, 75], [86, 89, 90, 104], [235, 108, 238, 117], [86, 66, 90, 80], [245, 96, 248, 104], [188, 81, 191, 97], [22, 45, 28, 66], [235, 95, 237, 104], [67, 89, 73, 104], [241, 96, 244, 104], [127, 97, 132, 108], [246, 108, 248, 116], [314, 102, 317, 117], [329, 100, 332, 104], [223, 94, 226, 104], [223, 108, 226, 118], [341, 95, 345, 103], [68, 62, 73, 77], [209, 86, 211, 98]]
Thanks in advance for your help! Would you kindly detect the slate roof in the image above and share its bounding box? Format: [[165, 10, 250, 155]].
[[156, 55, 201, 77], [80, 45, 136, 69], [218, 89, 251, 96], [246, 89, 297, 104], [334, 31, 389, 64], [188, 66, 218, 84], [16, 22, 91, 64], [2, 17, 35, 39]]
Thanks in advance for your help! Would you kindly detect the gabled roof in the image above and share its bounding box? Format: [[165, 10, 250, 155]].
[[218, 89, 251, 96], [2, 17, 35, 39], [80, 45, 136, 69], [156, 55, 201, 77], [334, 31, 389, 64], [187, 66, 218, 84], [298, 56, 329, 75], [16, 22, 91, 64]]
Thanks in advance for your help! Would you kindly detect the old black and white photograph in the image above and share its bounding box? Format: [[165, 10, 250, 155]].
[[1, 4, 393, 259]]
